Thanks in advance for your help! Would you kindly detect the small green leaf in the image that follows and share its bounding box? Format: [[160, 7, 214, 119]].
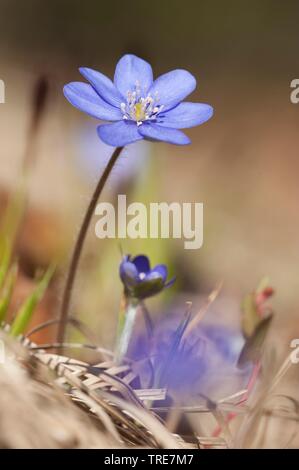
[[10, 264, 55, 337], [241, 277, 273, 338], [0, 263, 18, 324], [241, 292, 260, 338], [238, 314, 273, 367], [256, 276, 270, 294]]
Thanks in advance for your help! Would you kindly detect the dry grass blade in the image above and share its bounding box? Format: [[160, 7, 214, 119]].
[[196, 436, 228, 449], [26, 339, 177, 447], [25, 316, 99, 346], [234, 351, 299, 448], [0, 331, 117, 448], [135, 389, 167, 401], [30, 342, 115, 361], [99, 390, 182, 449], [71, 388, 121, 442], [183, 282, 223, 340], [34, 353, 156, 446]]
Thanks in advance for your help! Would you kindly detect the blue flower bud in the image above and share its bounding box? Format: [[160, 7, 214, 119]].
[[119, 254, 175, 300]]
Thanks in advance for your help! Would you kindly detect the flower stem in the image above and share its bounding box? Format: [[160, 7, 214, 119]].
[[57, 146, 124, 344], [115, 297, 139, 364]]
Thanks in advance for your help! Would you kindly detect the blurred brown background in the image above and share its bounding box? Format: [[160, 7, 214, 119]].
[[0, 0, 299, 353]]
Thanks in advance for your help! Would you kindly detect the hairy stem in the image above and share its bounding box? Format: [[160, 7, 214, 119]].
[[57, 146, 124, 344], [115, 297, 139, 364]]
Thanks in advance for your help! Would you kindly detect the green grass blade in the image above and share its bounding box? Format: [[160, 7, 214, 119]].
[[10, 264, 55, 337], [0, 263, 18, 325], [0, 237, 12, 291]]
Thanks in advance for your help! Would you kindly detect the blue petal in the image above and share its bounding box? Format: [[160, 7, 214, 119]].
[[114, 54, 153, 97], [97, 121, 143, 146], [158, 102, 213, 129], [79, 67, 123, 107], [149, 70, 196, 111], [64, 82, 122, 121], [119, 260, 138, 287], [153, 264, 168, 282], [165, 277, 176, 288], [132, 255, 151, 274], [138, 123, 191, 145], [144, 271, 164, 283]]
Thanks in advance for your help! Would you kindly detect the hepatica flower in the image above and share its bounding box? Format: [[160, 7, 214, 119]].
[[64, 54, 213, 147], [119, 254, 175, 300], [129, 319, 251, 400]]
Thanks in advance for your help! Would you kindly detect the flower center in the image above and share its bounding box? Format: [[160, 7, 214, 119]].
[[120, 82, 163, 126]]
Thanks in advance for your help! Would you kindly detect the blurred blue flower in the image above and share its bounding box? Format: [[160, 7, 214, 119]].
[[129, 316, 252, 401], [64, 54, 213, 147], [75, 123, 150, 187], [119, 254, 175, 300], [154, 323, 251, 400]]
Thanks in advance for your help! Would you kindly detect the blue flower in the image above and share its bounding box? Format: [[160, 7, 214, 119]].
[[64, 54, 213, 147], [129, 318, 252, 400], [119, 254, 175, 300]]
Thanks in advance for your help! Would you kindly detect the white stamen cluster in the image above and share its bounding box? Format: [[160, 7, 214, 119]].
[[120, 81, 163, 126]]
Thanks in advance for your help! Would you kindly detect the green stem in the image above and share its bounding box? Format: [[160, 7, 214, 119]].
[[57, 146, 124, 344], [115, 297, 139, 364]]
